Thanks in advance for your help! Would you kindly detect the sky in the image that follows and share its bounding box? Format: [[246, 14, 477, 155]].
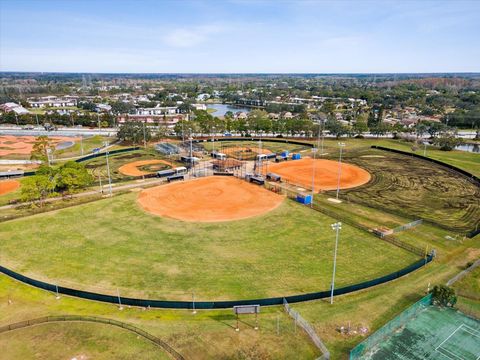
[[0, 0, 479, 73]]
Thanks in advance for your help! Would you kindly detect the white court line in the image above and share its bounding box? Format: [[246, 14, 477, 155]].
[[437, 325, 465, 351], [437, 346, 464, 360], [462, 325, 480, 338]]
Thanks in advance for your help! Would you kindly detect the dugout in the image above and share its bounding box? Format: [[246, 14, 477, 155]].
[[266, 172, 281, 182], [296, 194, 312, 205]]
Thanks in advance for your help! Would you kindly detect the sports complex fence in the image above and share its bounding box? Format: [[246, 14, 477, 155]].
[[0, 254, 433, 309], [349, 293, 432, 359], [283, 298, 330, 360], [392, 219, 423, 233], [0, 315, 184, 360]]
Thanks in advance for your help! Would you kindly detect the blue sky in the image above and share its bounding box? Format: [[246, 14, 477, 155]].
[[1, 0, 479, 73]]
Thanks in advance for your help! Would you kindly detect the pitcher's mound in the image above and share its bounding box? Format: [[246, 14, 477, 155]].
[[266, 158, 370, 191], [138, 177, 284, 222], [0, 179, 20, 196]]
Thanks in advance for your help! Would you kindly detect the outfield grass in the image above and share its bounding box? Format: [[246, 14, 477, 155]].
[[202, 140, 310, 155], [0, 322, 170, 360], [53, 135, 112, 159], [329, 147, 480, 233], [0, 192, 416, 300]]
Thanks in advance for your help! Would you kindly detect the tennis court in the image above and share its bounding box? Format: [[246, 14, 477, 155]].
[[364, 306, 480, 360]]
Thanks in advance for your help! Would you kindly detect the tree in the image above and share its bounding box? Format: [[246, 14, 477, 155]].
[[30, 136, 54, 163], [20, 175, 56, 205], [325, 118, 347, 139], [352, 121, 368, 136], [432, 133, 461, 151], [56, 162, 93, 193], [117, 121, 151, 144], [111, 101, 135, 115], [430, 285, 457, 307]]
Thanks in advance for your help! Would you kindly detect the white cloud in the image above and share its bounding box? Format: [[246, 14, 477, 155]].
[[162, 25, 224, 48]]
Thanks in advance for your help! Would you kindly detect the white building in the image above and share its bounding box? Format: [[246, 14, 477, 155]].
[[0, 102, 30, 115]]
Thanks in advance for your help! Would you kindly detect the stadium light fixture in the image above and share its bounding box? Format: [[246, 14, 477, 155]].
[[330, 222, 342, 304], [336, 143, 346, 200]]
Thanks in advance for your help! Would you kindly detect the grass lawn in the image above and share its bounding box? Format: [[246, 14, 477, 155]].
[[453, 265, 480, 301], [0, 192, 417, 300], [53, 135, 112, 160], [325, 147, 480, 233], [0, 321, 170, 360], [0, 274, 319, 360]]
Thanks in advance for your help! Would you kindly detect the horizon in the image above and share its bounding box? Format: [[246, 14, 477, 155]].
[[1, 0, 479, 73]]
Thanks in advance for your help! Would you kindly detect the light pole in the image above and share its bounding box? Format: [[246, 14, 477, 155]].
[[212, 126, 216, 153], [330, 222, 342, 304], [320, 119, 325, 155], [143, 121, 147, 149], [105, 151, 113, 196], [311, 144, 317, 204], [335, 143, 346, 200], [423, 141, 428, 157]]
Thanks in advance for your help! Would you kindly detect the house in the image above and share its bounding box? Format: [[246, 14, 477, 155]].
[[136, 106, 179, 116], [196, 93, 210, 101], [235, 111, 248, 120], [268, 113, 280, 120], [28, 96, 77, 108], [96, 104, 112, 113], [116, 113, 186, 128], [282, 112, 293, 119], [0, 102, 30, 115], [192, 103, 207, 111]]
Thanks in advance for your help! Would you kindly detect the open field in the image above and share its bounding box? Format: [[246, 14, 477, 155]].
[[0, 190, 417, 300], [329, 147, 480, 233], [0, 274, 319, 359], [0, 321, 170, 360], [53, 135, 112, 160]]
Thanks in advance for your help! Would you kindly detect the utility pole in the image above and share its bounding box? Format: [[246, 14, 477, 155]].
[[330, 222, 342, 304], [336, 143, 346, 200]]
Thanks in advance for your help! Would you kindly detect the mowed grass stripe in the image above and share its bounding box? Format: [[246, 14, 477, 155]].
[[0, 192, 417, 300]]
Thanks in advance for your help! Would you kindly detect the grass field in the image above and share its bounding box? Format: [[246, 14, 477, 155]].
[[0, 191, 417, 300], [53, 135, 111, 159], [327, 147, 480, 233], [202, 140, 311, 155], [0, 274, 319, 359], [0, 321, 170, 360]]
